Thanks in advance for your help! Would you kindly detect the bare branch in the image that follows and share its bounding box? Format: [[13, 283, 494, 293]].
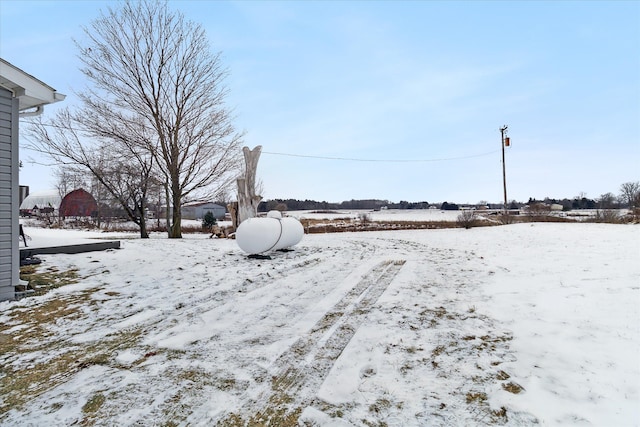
[[70, 0, 243, 237]]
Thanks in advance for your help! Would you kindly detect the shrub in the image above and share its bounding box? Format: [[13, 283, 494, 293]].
[[457, 210, 477, 229], [593, 209, 622, 224], [526, 203, 551, 217], [358, 212, 371, 224], [498, 213, 515, 225], [202, 211, 217, 231]]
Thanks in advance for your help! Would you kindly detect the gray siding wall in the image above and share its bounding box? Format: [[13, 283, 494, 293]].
[[196, 205, 226, 220], [0, 87, 18, 301]]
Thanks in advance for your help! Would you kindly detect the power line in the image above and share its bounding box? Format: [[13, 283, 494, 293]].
[[22, 119, 498, 163], [261, 149, 499, 163]]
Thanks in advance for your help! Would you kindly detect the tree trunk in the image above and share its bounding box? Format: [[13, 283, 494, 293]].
[[169, 182, 182, 238], [164, 180, 172, 237], [96, 196, 101, 228], [228, 202, 239, 230], [138, 205, 149, 239], [156, 199, 161, 229], [237, 146, 262, 225]]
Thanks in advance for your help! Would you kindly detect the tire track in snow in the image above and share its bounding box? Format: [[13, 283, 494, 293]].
[[149, 240, 376, 339], [219, 259, 406, 426]]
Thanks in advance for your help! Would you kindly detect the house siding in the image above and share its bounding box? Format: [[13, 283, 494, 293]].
[[0, 87, 18, 301]]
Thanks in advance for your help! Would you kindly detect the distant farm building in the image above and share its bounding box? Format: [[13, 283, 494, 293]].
[[19, 190, 61, 216], [59, 188, 98, 218], [181, 202, 226, 220], [19, 188, 98, 218]]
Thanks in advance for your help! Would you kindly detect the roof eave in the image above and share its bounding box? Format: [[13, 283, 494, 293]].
[[0, 58, 66, 111]]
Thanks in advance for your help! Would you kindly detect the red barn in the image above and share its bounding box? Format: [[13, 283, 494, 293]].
[[59, 189, 98, 218]]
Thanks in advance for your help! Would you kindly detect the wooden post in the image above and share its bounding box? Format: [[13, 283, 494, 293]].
[[227, 201, 239, 230], [500, 125, 508, 214]]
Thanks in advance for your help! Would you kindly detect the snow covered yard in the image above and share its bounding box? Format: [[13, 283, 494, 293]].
[[1, 223, 638, 426]]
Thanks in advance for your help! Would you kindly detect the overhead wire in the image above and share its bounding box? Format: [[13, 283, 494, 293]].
[[23, 119, 498, 163], [261, 149, 499, 163]]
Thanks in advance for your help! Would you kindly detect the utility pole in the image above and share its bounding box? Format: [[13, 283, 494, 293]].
[[500, 125, 510, 214]]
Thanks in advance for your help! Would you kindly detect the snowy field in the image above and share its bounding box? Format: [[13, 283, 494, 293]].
[[286, 209, 619, 223], [287, 209, 464, 222], [1, 222, 639, 426]]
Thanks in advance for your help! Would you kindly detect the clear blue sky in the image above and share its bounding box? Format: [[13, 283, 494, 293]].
[[1, 0, 639, 204]]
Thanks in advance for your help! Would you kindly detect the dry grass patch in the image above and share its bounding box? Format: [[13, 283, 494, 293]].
[[466, 391, 488, 404], [18, 264, 80, 295], [222, 400, 302, 427], [1, 345, 102, 414], [81, 392, 107, 423], [0, 326, 142, 415], [0, 270, 146, 417], [502, 381, 524, 394], [301, 217, 477, 233]]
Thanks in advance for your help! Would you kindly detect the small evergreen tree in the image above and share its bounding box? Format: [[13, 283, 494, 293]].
[[202, 211, 217, 231]]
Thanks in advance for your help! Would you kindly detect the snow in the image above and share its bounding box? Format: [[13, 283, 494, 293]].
[[288, 209, 464, 222], [19, 190, 61, 211], [1, 219, 639, 426]]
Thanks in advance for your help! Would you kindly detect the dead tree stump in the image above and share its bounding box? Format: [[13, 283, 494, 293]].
[[234, 146, 262, 228]]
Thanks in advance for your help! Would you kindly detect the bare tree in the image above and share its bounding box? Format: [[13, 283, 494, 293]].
[[27, 112, 156, 238], [87, 172, 111, 228], [54, 165, 89, 226], [74, 0, 243, 238], [526, 203, 551, 217], [55, 166, 88, 200], [97, 152, 155, 237], [619, 181, 640, 208], [597, 192, 618, 209], [457, 209, 478, 229]]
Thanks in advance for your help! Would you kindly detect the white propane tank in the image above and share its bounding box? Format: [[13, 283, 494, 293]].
[[236, 212, 304, 255], [274, 217, 304, 250]]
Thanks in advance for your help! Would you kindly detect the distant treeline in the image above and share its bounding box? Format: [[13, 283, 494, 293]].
[[258, 199, 429, 212], [257, 195, 612, 213], [526, 197, 600, 210]]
